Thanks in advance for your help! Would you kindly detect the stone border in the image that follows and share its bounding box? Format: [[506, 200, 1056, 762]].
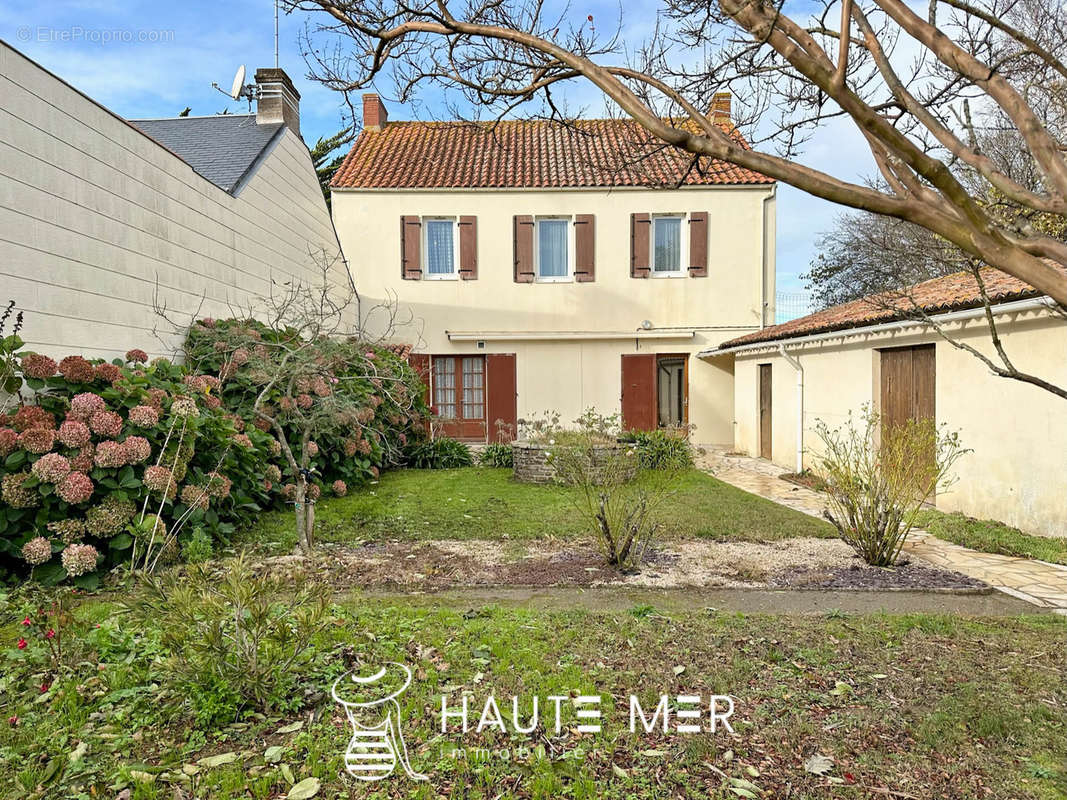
[[512, 439, 635, 484]]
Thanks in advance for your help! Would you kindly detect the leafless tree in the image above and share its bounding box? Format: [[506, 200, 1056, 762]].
[[286, 0, 1067, 309]]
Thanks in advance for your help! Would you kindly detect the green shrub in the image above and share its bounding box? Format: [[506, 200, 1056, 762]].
[[815, 407, 967, 566], [126, 554, 331, 722], [478, 442, 514, 468], [180, 527, 214, 563], [622, 429, 694, 470], [403, 437, 474, 469]]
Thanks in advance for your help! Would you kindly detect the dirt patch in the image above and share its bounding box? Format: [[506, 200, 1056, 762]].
[[263, 537, 988, 593], [780, 471, 829, 492], [770, 563, 989, 591]]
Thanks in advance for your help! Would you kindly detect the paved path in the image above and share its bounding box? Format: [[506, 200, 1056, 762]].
[[696, 447, 1067, 613]]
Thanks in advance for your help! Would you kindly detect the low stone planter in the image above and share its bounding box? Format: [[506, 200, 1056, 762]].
[[512, 439, 636, 485]]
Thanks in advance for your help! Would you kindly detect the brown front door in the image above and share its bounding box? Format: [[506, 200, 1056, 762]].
[[758, 364, 772, 459], [431, 355, 487, 441], [621, 354, 657, 431]]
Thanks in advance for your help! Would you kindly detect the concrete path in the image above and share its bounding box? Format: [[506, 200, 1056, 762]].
[[696, 447, 1067, 613]]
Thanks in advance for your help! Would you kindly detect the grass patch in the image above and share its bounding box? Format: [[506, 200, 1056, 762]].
[[916, 509, 1067, 565], [2, 587, 1064, 800], [242, 467, 834, 549]]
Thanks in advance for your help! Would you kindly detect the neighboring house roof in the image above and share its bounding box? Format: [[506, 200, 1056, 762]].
[[331, 119, 773, 189], [129, 115, 284, 193], [716, 265, 1063, 351]]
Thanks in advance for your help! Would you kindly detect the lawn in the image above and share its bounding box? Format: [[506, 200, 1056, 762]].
[[244, 468, 834, 550], [916, 510, 1067, 565], [1, 592, 1063, 800]]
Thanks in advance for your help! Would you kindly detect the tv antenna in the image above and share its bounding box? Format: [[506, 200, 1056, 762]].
[[212, 65, 256, 109]]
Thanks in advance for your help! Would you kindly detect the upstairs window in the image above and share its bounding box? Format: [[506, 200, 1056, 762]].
[[536, 217, 571, 281], [652, 215, 684, 275], [423, 218, 457, 278]]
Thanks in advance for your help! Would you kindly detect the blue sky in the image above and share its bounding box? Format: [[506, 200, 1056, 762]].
[[2, 1, 873, 298]]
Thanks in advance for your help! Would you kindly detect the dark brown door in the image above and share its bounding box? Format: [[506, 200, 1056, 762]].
[[880, 345, 935, 429], [880, 345, 937, 491], [431, 355, 487, 441], [758, 364, 772, 459], [621, 354, 657, 431], [485, 353, 517, 443]]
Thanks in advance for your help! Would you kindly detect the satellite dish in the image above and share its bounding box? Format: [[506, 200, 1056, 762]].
[[229, 65, 246, 100]]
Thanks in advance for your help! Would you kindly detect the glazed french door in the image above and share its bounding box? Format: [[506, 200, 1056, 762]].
[[431, 355, 487, 441]]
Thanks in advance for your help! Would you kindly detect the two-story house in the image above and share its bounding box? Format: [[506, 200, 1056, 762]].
[[331, 94, 775, 444]]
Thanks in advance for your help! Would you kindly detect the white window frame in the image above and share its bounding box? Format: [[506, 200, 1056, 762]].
[[533, 215, 574, 283], [422, 216, 460, 280], [650, 213, 688, 278]]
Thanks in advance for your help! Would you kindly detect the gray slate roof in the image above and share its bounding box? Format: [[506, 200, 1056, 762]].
[[129, 114, 284, 193]]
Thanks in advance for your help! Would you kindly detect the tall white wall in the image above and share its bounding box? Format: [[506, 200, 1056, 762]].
[[0, 43, 347, 360]]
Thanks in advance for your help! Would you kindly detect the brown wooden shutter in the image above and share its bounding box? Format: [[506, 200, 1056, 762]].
[[486, 353, 518, 442], [621, 353, 657, 431], [407, 352, 432, 434], [688, 211, 709, 277], [458, 216, 478, 280], [630, 213, 650, 278], [513, 215, 535, 283], [574, 214, 596, 282], [401, 216, 422, 280]]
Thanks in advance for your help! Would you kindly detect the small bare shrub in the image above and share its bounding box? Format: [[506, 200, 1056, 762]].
[[815, 408, 967, 567], [547, 409, 676, 571]]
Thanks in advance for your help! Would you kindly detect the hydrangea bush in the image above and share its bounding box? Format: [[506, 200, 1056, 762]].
[[0, 345, 278, 586]]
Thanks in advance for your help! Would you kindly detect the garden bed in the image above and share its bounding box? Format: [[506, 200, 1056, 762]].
[[262, 537, 988, 593]]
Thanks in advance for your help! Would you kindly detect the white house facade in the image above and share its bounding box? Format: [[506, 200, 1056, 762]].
[[331, 93, 776, 443]]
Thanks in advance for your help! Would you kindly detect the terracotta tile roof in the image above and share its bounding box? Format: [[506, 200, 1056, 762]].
[[719, 265, 1065, 350], [331, 119, 773, 189]]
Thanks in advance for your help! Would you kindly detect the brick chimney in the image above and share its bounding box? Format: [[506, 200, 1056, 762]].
[[711, 92, 731, 124], [254, 67, 301, 135], [363, 93, 388, 130]]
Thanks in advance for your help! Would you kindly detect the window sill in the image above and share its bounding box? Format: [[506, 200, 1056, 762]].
[[424, 273, 459, 281], [535, 276, 574, 283], [650, 271, 687, 279]]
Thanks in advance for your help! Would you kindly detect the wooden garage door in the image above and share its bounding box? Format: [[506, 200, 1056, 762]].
[[880, 345, 935, 428]]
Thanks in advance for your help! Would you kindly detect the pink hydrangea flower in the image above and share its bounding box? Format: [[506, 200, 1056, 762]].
[[93, 440, 128, 468], [306, 442, 319, 457], [58, 356, 95, 383], [122, 436, 151, 463], [143, 465, 175, 494], [69, 393, 106, 420], [18, 427, 55, 455], [61, 543, 99, 577], [31, 453, 71, 483], [307, 483, 321, 500], [0, 428, 17, 457], [89, 411, 123, 438], [231, 348, 249, 366], [203, 471, 232, 499], [21, 536, 52, 565], [332, 480, 348, 497], [57, 420, 91, 448], [70, 445, 94, 473], [265, 464, 282, 483], [12, 406, 55, 432], [56, 472, 94, 504], [127, 405, 160, 428], [296, 394, 313, 409], [180, 484, 210, 510], [94, 363, 122, 384], [20, 353, 57, 379], [125, 349, 149, 364], [233, 434, 253, 449]]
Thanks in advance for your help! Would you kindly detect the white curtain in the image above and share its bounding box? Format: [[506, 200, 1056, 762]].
[[538, 219, 568, 277], [426, 220, 454, 275], [653, 217, 682, 272]]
